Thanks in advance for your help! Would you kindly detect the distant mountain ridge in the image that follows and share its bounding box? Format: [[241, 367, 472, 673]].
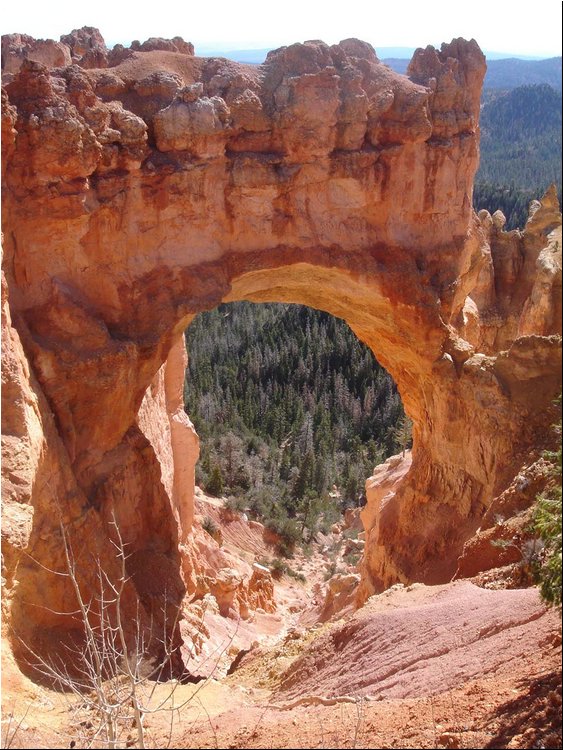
[[482, 57, 562, 90], [386, 56, 562, 89], [196, 44, 554, 62], [198, 45, 562, 91]]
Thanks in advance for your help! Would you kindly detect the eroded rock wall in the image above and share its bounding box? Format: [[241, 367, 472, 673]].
[[1, 30, 561, 663]]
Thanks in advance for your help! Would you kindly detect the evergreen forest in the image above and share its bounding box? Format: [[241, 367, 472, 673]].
[[184, 305, 409, 548], [473, 83, 562, 228]]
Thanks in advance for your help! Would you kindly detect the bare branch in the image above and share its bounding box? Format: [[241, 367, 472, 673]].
[[13, 509, 240, 748]]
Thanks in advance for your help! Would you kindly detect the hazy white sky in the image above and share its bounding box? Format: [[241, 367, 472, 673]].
[[1, 0, 561, 57]]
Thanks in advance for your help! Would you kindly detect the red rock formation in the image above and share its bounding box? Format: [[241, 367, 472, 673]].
[[1, 34, 71, 77], [319, 573, 361, 622], [247, 564, 277, 614], [1, 26, 195, 81], [1, 31, 561, 667], [59, 26, 109, 68], [454, 456, 553, 579]]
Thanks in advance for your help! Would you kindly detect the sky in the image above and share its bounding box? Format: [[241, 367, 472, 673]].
[[1, 0, 561, 58]]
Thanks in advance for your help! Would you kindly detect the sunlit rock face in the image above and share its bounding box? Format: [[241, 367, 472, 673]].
[[1, 29, 561, 661]]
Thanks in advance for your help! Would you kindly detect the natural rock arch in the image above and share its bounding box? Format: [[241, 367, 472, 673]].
[[2, 32, 561, 659]]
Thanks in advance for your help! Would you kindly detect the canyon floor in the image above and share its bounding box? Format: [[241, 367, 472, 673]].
[[1, 491, 562, 749]]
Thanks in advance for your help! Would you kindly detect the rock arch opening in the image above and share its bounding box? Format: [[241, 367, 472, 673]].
[[183, 299, 408, 546], [173, 257, 480, 596]]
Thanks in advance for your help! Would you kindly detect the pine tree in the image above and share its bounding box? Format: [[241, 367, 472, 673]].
[[391, 414, 413, 456], [206, 465, 224, 497]]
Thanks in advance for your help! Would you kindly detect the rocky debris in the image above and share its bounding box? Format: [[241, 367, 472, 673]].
[[193, 492, 273, 560], [343, 506, 363, 531], [198, 516, 223, 547], [343, 537, 364, 556], [319, 573, 361, 622], [481, 457, 554, 530], [2, 570, 560, 749], [438, 731, 462, 749], [180, 509, 277, 624], [454, 518, 537, 583]]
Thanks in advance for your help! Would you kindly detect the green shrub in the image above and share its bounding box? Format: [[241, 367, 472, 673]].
[[343, 551, 362, 566], [265, 517, 301, 557], [224, 495, 247, 513], [270, 558, 287, 580], [195, 464, 208, 489], [532, 398, 562, 607], [533, 493, 561, 606], [343, 527, 360, 540], [202, 515, 219, 538], [274, 540, 294, 559], [324, 560, 338, 581], [269, 558, 306, 583], [287, 568, 306, 583], [246, 487, 275, 520]]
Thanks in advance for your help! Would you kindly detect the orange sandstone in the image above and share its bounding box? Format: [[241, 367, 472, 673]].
[[1, 31, 561, 668]]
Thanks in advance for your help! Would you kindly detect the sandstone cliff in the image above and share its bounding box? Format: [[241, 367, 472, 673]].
[[1, 28, 561, 668]]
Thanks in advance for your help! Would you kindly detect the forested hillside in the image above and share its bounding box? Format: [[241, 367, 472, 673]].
[[473, 84, 562, 228], [184, 304, 408, 546], [482, 57, 562, 90]]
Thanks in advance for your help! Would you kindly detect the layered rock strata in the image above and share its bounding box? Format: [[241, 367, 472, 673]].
[[1, 29, 561, 665]]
